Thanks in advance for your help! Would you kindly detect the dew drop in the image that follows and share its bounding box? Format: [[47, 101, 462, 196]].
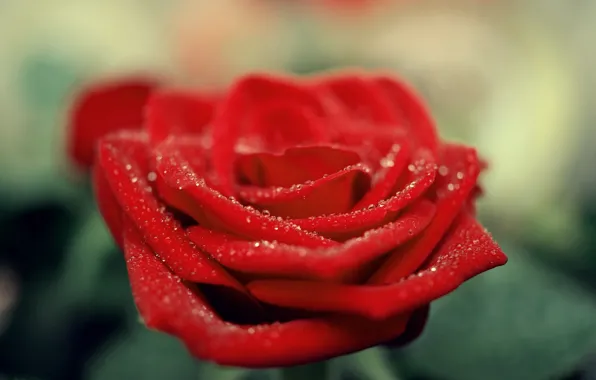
[[380, 157, 395, 168]]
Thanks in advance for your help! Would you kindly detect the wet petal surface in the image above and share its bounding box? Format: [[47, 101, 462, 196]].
[[125, 224, 412, 367]]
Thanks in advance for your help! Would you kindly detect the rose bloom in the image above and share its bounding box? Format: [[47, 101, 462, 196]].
[[67, 72, 507, 367]]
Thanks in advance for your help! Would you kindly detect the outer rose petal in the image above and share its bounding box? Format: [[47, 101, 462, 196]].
[[384, 305, 430, 348], [96, 132, 251, 293], [373, 76, 439, 154], [187, 200, 435, 282], [68, 78, 157, 168], [247, 212, 507, 320], [146, 90, 219, 146], [124, 223, 412, 367], [368, 143, 481, 284]]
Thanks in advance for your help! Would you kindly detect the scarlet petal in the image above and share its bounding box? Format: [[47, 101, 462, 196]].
[[374, 76, 439, 154], [146, 90, 219, 146], [236, 146, 362, 188], [384, 305, 430, 348], [291, 149, 437, 240], [320, 74, 400, 126], [124, 226, 411, 367], [353, 142, 410, 209], [153, 140, 336, 248], [368, 144, 481, 284], [212, 74, 328, 195], [187, 200, 435, 282], [97, 132, 247, 290], [68, 78, 156, 169], [235, 136, 375, 219], [247, 212, 507, 320], [244, 102, 328, 150]]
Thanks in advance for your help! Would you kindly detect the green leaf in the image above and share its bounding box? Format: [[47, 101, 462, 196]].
[[390, 243, 596, 380]]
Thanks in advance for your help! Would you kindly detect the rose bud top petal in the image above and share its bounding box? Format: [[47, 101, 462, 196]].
[[69, 70, 507, 368]]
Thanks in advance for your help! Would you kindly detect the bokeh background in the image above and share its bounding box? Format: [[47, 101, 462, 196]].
[[1, 1, 596, 379]]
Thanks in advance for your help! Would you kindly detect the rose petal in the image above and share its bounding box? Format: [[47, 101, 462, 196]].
[[212, 74, 329, 195], [153, 139, 336, 248], [68, 78, 156, 169], [247, 212, 507, 320], [187, 200, 435, 282], [319, 74, 400, 126], [373, 76, 439, 154], [353, 141, 410, 209], [291, 149, 437, 240], [146, 90, 219, 146], [331, 123, 408, 169], [243, 102, 329, 150], [368, 143, 481, 284], [124, 225, 411, 367], [236, 146, 362, 188], [97, 131, 248, 290], [239, 164, 371, 219], [383, 305, 430, 348]]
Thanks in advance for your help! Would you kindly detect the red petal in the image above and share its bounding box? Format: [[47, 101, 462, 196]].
[[68, 78, 157, 169], [368, 144, 481, 284], [236, 146, 362, 188], [319, 74, 400, 126], [124, 225, 411, 367], [247, 212, 507, 320], [373, 76, 439, 154], [236, 145, 372, 219], [187, 200, 435, 282], [211, 74, 329, 195], [153, 139, 336, 248], [146, 90, 219, 146], [336, 128, 407, 170], [353, 141, 410, 209], [290, 149, 437, 240], [238, 164, 371, 219], [243, 102, 329, 150], [97, 132, 247, 290]]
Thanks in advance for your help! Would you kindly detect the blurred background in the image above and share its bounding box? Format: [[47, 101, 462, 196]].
[[1, 0, 595, 379]]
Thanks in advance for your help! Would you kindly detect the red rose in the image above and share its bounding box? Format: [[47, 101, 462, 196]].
[[68, 72, 507, 367]]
